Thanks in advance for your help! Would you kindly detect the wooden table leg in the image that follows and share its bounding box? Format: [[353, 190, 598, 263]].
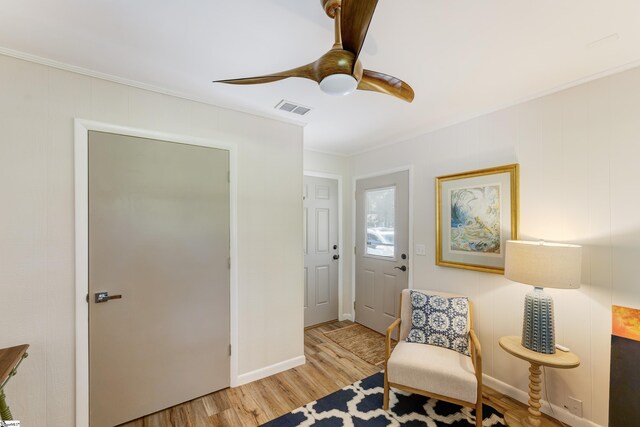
[[525, 362, 543, 426], [0, 387, 13, 421], [504, 362, 561, 427]]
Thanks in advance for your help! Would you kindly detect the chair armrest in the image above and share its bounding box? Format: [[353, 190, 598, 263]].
[[469, 329, 481, 359], [469, 329, 482, 384], [469, 329, 483, 406], [385, 318, 401, 364]]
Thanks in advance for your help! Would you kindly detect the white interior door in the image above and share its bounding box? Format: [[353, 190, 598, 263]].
[[303, 176, 339, 327], [88, 131, 230, 427], [355, 170, 409, 334]]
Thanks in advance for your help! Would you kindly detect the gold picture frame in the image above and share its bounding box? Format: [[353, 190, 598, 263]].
[[436, 164, 519, 274]]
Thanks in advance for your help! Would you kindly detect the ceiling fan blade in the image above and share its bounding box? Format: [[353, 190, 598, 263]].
[[213, 62, 319, 85], [214, 75, 289, 85], [357, 69, 415, 103], [340, 0, 378, 60]]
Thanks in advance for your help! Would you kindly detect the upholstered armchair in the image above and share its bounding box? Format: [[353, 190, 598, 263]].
[[384, 289, 483, 427]]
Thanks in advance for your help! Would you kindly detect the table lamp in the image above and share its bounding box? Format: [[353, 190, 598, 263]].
[[505, 240, 582, 354]]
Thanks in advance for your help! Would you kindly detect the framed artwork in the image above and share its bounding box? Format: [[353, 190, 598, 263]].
[[436, 164, 519, 274]]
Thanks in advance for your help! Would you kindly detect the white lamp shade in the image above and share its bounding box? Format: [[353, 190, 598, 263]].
[[505, 240, 582, 289], [319, 73, 358, 96]]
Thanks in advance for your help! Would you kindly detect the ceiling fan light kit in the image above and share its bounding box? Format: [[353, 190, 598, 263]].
[[320, 74, 358, 96], [213, 0, 414, 103]]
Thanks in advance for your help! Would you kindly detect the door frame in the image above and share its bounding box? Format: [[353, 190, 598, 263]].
[[351, 165, 414, 322], [303, 171, 345, 321], [74, 119, 239, 426]]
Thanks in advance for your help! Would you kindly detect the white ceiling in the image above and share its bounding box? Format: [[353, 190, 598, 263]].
[[2, 0, 640, 155]]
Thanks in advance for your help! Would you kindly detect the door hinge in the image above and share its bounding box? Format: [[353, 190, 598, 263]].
[[228, 257, 231, 269], [353, 301, 356, 310], [229, 344, 232, 356], [354, 246, 356, 255], [86, 294, 89, 303]]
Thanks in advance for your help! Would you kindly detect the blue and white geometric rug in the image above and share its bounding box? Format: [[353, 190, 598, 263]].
[[261, 372, 505, 426]]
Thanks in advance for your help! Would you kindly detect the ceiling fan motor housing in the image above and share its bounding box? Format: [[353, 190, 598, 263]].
[[315, 49, 363, 82]]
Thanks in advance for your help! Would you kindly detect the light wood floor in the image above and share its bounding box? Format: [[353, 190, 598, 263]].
[[121, 321, 563, 427]]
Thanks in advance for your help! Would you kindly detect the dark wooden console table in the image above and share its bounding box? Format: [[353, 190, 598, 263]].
[[0, 344, 29, 421]]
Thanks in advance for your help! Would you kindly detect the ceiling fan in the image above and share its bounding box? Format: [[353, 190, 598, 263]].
[[213, 0, 414, 103]]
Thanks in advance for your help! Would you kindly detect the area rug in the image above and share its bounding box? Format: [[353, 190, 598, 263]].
[[261, 372, 505, 426], [324, 324, 396, 366]]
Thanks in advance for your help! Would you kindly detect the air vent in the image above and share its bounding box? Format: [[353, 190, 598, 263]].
[[275, 100, 312, 116]]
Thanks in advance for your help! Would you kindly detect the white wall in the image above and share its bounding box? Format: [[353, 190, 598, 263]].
[[303, 150, 353, 320], [351, 65, 640, 426], [0, 54, 304, 426]]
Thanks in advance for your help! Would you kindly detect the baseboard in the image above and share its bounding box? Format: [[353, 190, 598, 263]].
[[483, 374, 602, 427], [235, 355, 306, 386], [340, 313, 353, 321]]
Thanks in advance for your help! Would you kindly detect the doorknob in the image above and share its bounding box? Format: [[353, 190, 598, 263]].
[[394, 265, 407, 272], [94, 291, 123, 303], [333, 254, 340, 260]]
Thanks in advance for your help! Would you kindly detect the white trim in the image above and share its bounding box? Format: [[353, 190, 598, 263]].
[[236, 356, 306, 386], [351, 165, 414, 322], [407, 167, 414, 291], [303, 171, 344, 320], [341, 313, 353, 321], [74, 121, 89, 427], [74, 119, 239, 426], [483, 374, 602, 427], [0, 47, 305, 129], [352, 165, 414, 182]]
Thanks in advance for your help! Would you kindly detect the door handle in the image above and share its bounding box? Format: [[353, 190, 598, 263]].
[[95, 291, 123, 304], [333, 254, 340, 260], [394, 265, 407, 272]]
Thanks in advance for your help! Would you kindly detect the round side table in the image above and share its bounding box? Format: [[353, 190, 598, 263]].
[[499, 336, 580, 427]]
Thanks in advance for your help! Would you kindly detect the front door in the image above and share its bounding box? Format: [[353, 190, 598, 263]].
[[355, 170, 409, 334], [303, 175, 339, 327], [88, 131, 230, 427]]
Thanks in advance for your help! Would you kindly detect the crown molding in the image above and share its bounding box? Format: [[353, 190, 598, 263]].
[[0, 46, 306, 128]]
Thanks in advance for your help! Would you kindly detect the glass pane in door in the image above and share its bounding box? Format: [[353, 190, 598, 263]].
[[365, 186, 395, 257]]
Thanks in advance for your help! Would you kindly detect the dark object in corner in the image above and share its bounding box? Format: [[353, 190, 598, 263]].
[[609, 335, 640, 427]]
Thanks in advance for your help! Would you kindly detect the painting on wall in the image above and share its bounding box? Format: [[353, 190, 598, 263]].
[[612, 305, 640, 341], [436, 164, 519, 274], [610, 305, 640, 427]]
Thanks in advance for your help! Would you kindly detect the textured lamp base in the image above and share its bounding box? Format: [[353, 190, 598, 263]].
[[522, 287, 555, 354]]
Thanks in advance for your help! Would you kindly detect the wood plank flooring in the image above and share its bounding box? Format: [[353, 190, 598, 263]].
[[120, 321, 378, 427], [120, 321, 563, 427]]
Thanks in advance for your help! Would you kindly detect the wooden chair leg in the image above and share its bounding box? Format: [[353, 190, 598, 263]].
[[383, 372, 390, 410], [475, 401, 483, 427]]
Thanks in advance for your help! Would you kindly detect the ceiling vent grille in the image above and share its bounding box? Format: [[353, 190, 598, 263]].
[[275, 100, 312, 116]]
